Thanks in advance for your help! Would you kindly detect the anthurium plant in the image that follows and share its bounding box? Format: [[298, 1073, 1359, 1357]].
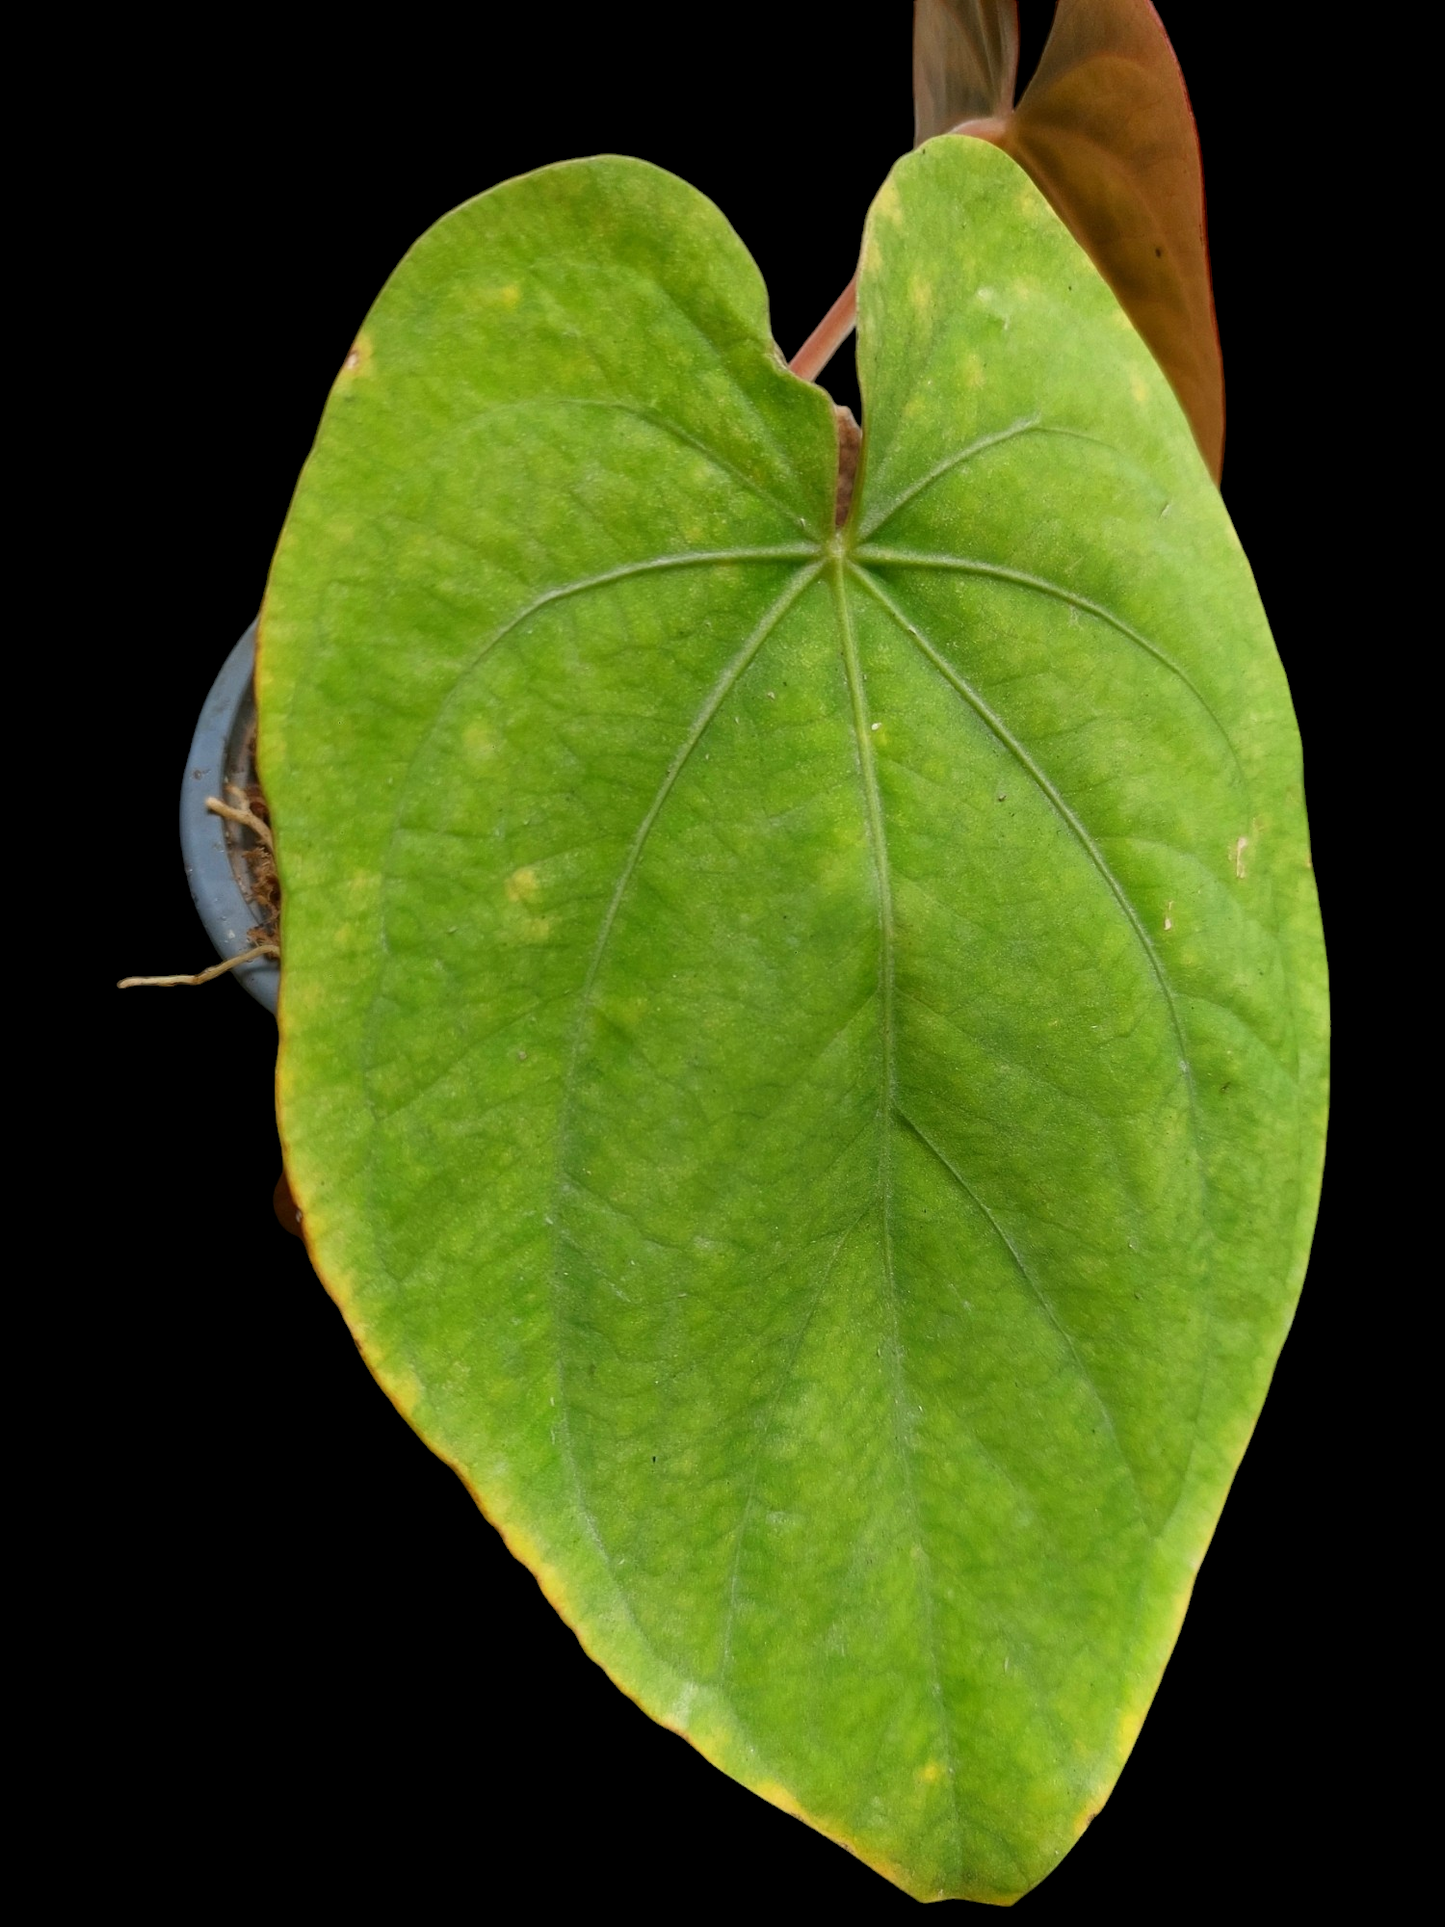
[[195, 0, 1327, 1903]]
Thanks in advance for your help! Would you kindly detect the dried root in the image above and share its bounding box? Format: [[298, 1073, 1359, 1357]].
[[118, 943, 280, 990], [122, 721, 283, 991], [206, 793, 273, 849]]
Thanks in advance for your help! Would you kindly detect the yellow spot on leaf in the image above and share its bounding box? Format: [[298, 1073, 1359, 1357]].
[[872, 179, 902, 226], [506, 865, 541, 903], [387, 1363, 423, 1419], [918, 1760, 945, 1786]]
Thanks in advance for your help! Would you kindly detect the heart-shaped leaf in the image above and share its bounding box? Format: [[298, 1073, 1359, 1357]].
[[1004, 0, 1225, 480], [260, 139, 1325, 1901], [910, 0, 1224, 478]]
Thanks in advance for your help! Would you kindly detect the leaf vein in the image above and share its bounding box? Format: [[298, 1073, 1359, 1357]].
[[896, 1109, 1147, 1522], [852, 564, 1212, 1528], [851, 565, 1203, 1126], [718, 1207, 872, 1682], [854, 542, 1233, 754], [548, 564, 822, 1607]]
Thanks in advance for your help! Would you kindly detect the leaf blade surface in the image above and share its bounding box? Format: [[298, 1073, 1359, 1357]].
[[260, 140, 1325, 1902]]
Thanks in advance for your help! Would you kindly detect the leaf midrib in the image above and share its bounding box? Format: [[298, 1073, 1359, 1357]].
[[832, 552, 965, 1863]]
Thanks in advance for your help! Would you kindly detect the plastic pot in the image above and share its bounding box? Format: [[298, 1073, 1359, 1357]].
[[180, 621, 279, 1013]]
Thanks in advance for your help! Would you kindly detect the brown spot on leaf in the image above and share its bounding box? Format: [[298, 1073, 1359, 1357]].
[[340, 333, 373, 377]]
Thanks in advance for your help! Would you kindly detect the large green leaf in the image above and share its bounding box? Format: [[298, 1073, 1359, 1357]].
[[259, 137, 1326, 1902]]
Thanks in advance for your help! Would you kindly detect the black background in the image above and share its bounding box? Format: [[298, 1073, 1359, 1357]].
[[97, 3, 1355, 1912]]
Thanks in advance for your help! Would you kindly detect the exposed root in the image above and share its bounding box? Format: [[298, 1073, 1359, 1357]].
[[123, 721, 282, 994], [207, 792, 274, 850], [118, 943, 279, 990]]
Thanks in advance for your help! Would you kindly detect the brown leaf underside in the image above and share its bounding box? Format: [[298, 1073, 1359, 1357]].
[[908, 1, 1223, 478]]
